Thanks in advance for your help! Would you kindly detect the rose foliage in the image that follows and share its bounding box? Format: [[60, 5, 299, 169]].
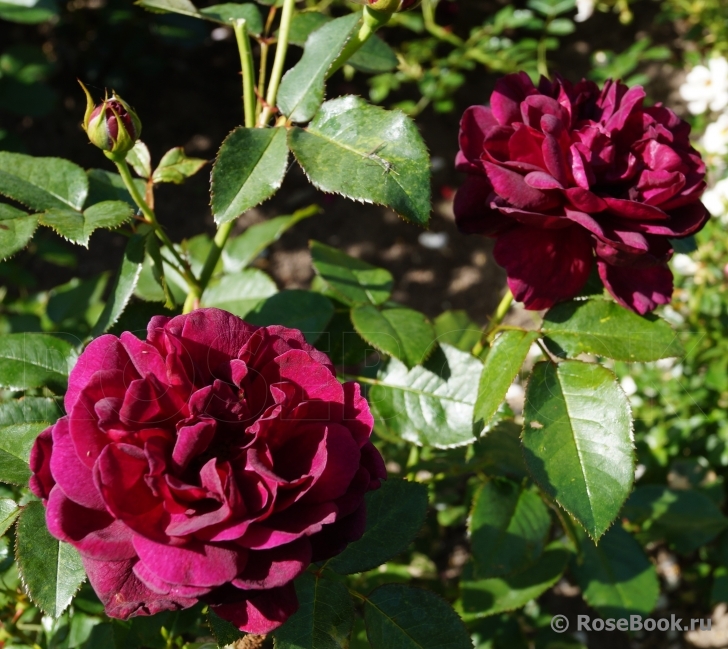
[[28, 308, 386, 634], [455, 72, 709, 314]]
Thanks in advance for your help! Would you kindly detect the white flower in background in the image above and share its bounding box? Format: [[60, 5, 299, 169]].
[[679, 57, 728, 115], [574, 0, 595, 22], [702, 176, 728, 220], [702, 113, 728, 156], [672, 253, 698, 276]]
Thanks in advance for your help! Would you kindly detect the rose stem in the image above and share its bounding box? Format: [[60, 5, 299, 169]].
[[471, 288, 514, 356], [183, 16, 262, 314], [233, 19, 257, 129], [114, 157, 200, 294], [257, 0, 296, 127]]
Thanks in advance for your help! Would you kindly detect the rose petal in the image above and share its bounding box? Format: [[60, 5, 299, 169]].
[[233, 538, 311, 590], [493, 224, 594, 310], [29, 425, 54, 501], [598, 261, 673, 314], [211, 582, 299, 635], [453, 175, 513, 236]]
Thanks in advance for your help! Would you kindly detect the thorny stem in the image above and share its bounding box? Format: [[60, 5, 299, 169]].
[[472, 288, 514, 356], [113, 158, 200, 293], [258, 0, 296, 127], [233, 19, 257, 128]]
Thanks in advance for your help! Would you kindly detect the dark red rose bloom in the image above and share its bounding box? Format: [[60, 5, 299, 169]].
[[29, 308, 386, 634], [454, 72, 709, 314]]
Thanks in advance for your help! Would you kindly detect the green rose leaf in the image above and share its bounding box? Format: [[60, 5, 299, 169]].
[[39, 200, 134, 247], [289, 96, 431, 226], [349, 35, 398, 74], [0, 397, 61, 426], [0, 498, 19, 536], [0, 422, 49, 486], [474, 330, 538, 434], [86, 168, 143, 208], [460, 542, 571, 618], [223, 206, 319, 273], [151, 147, 207, 185], [0, 203, 38, 260], [369, 344, 483, 448], [277, 13, 361, 124], [288, 12, 396, 73], [469, 478, 551, 579], [571, 524, 659, 619], [200, 268, 278, 318], [199, 3, 262, 33], [47, 275, 108, 325], [246, 290, 334, 344], [351, 304, 436, 369], [126, 141, 152, 179], [211, 127, 289, 225], [472, 422, 529, 480], [434, 310, 482, 353], [0, 152, 88, 212], [274, 572, 355, 649], [0, 333, 74, 392], [327, 478, 428, 575], [92, 233, 146, 336], [364, 584, 472, 649], [135, 0, 200, 17], [0, 0, 58, 24], [208, 610, 246, 647], [541, 299, 683, 362], [623, 485, 728, 554], [522, 360, 634, 540], [310, 240, 393, 307], [16, 500, 87, 617]]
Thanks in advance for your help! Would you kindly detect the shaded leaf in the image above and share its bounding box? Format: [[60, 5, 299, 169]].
[[369, 344, 483, 448], [211, 127, 289, 225], [364, 584, 472, 649], [474, 330, 538, 434], [352, 304, 436, 368], [0, 203, 38, 260], [92, 233, 146, 336], [310, 240, 392, 307], [571, 524, 659, 619], [246, 290, 334, 344], [434, 310, 481, 353], [0, 333, 74, 391], [208, 610, 246, 647], [223, 207, 318, 273], [541, 299, 683, 362], [460, 543, 571, 618], [349, 35, 398, 74], [0, 397, 61, 426], [0, 422, 50, 485], [275, 572, 355, 649], [0, 152, 87, 211], [327, 478, 428, 575], [0, 498, 19, 535], [469, 478, 551, 579], [289, 96, 431, 226], [199, 3, 262, 33], [16, 500, 86, 617], [522, 360, 634, 540], [278, 13, 360, 123], [200, 269, 277, 317], [86, 168, 143, 208], [622, 485, 728, 554]]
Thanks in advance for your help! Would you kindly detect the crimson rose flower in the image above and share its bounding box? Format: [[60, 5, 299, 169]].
[[455, 72, 709, 314], [29, 308, 385, 634]]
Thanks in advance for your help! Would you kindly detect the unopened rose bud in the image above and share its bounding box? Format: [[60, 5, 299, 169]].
[[79, 81, 141, 158]]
